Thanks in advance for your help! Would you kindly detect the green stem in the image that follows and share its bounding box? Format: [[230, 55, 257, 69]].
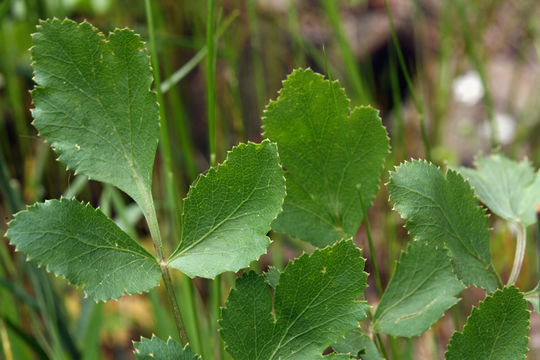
[[367, 309, 389, 359], [161, 12, 237, 95], [454, 0, 497, 147], [384, 0, 430, 161], [207, 0, 216, 167], [536, 205, 540, 315], [144, 0, 190, 345], [358, 189, 383, 298], [247, 0, 267, 112], [206, 1, 225, 358], [144, 0, 183, 236], [507, 222, 526, 285], [321, 0, 370, 104], [145, 201, 188, 345]]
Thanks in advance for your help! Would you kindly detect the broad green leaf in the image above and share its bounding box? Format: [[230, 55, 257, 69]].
[[263, 69, 389, 247], [133, 336, 200, 360], [168, 141, 285, 278], [446, 286, 529, 360], [333, 329, 384, 360], [389, 160, 501, 292], [373, 240, 464, 337], [457, 154, 540, 227], [6, 199, 161, 301], [220, 240, 368, 359], [31, 19, 159, 210]]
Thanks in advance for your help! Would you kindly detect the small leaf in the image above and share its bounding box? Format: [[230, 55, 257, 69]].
[[263, 69, 389, 247], [220, 240, 368, 359], [168, 141, 285, 278], [389, 160, 501, 292], [133, 336, 200, 360], [457, 154, 540, 227], [333, 328, 384, 360], [264, 266, 281, 288], [6, 199, 161, 301], [373, 240, 464, 337], [446, 286, 529, 360], [31, 19, 159, 209]]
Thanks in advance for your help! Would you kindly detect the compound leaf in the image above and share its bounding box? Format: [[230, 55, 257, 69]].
[[389, 160, 501, 292], [457, 154, 540, 227], [6, 198, 161, 301], [168, 141, 285, 278], [332, 329, 383, 360], [446, 286, 529, 360], [133, 336, 200, 360], [263, 69, 389, 247], [31, 19, 159, 210], [373, 240, 464, 337], [220, 240, 368, 359]]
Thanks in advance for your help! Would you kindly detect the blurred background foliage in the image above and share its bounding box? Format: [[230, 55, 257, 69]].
[[1, 0, 540, 359]]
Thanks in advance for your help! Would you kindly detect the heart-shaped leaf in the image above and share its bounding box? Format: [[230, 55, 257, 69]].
[[220, 240, 368, 359], [263, 69, 389, 247], [31, 19, 159, 211]]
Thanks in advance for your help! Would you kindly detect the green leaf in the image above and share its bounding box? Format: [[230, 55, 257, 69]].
[[264, 266, 281, 288], [446, 286, 529, 360], [457, 154, 540, 227], [133, 336, 200, 360], [168, 141, 285, 278], [373, 240, 464, 337], [220, 240, 368, 359], [6, 198, 161, 301], [31, 19, 159, 209], [333, 329, 384, 360], [263, 69, 389, 247], [389, 160, 501, 292]]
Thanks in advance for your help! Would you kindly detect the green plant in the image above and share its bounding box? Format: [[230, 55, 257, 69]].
[[4, 19, 539, 359]]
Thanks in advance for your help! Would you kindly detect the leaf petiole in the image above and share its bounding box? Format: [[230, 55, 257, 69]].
[[507, 221, 527, 285]]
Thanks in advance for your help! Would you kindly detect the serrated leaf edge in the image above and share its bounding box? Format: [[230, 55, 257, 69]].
[[167, 140, 286, 278], [5, 197, 160, 302], [444, 286, 530, 359], [387, 159, 502, 291]]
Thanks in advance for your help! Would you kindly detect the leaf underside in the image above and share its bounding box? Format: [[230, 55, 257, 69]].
[[457, 153, 540, 227], [446, 286, 529, 360], [219, 240, 369, 360], [373, 240, 464, 337], [168, 140, 286, 278], [6, 198, 161, 301], [263, 68, 389, 247], [133, 336, 200, 360], [31, 19, 159, 208], [388, 160, 500, 292]]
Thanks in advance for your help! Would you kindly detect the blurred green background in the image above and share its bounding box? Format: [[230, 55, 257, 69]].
[[1, 0, 540, 359]]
